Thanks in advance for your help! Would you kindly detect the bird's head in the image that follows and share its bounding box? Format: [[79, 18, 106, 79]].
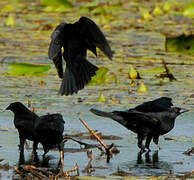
[[171, 107, 189, 116], [6, 102, 27, 113]]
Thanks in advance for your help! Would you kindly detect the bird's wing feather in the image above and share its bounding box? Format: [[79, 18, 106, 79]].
[[35, 114, 65, 134], [48, 23, 66, 78], [119, 110, 159, 126], [78, 16, 112, 60], [134, 97, 173, 112]]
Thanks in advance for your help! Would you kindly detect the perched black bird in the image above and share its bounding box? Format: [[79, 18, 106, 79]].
[[90, 97, 188, 153], [48, 16, 112, 96], [6, 102, 65, 167]]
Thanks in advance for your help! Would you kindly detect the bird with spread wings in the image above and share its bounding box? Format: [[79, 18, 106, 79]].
[[48, 16, 112, 96]]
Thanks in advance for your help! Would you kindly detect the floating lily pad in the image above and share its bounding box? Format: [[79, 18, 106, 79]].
[[183, 2, 194, 17], [5, 14, 15, 27], [7, 62, 51, 75], [41, 0, 73, 7], [89, 67, 118, 86], [41, 0, 73, 12], [165, 34, 194, 54]]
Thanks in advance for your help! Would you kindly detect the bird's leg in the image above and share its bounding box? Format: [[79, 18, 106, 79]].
[[153, 136, 162, 150], [18, 137, 25, 165], [152, 150, 159, 163], [42, 146, 49, 159], [145, 151, 151, 163], [32, 141, 38, 161], [137, 135, 146, 154], [57, 141, 64, 176], [145, 135, 152, 153]]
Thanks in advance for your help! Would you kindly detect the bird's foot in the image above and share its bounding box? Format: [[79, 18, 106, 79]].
[[146, 148, 151, 153], [157, 145, 162, 150], [55, 150, 65, 178], [140, 148, 146, 154]]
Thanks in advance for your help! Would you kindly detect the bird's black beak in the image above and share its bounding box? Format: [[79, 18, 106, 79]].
[[180, 108, 189, 114], [5, 106, 10, 111]]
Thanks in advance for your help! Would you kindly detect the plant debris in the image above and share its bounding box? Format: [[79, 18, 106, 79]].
[[156, 59, 177, 81], [183, 147, 194, 156]]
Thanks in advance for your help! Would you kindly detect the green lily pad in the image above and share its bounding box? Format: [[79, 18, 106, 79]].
[[7, 62, 51, 75], [89, 67, 117, 86], [41, 0, 73, 12], [165, 34, 194, 54], [183, 2, 194, 17]]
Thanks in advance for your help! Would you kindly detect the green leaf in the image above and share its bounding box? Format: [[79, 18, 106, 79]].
[[1, 4, 15, 12], [5, 14, 15, 27], [138, 81, 148, 93], [7, 63, 51, 76], [92, 7, 106, 15], [163, 1, 171, 12], [165, 34, 194, 54], [41, 0, 73, 8], [98, 92, 107, 102], [89, 67, 117, 86], [183, 2, 194, 17]]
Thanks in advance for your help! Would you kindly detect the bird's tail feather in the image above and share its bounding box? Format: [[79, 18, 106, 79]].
[[59, 58, 98, 96], [90, 108, 126, 125], [90, 108, 115, 119]]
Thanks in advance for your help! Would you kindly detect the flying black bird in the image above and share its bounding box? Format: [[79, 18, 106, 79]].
[[6, 102, 65, 168], [90, 97, 188, 153], [48, 16, 112, 96]]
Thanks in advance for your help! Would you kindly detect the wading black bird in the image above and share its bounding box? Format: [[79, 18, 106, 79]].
[[6, 102, 39, 162], [6, 102, 65, 168], [48, 16, 112, 96], [34, 113, 65, 168], [90, 97, 188, 153]]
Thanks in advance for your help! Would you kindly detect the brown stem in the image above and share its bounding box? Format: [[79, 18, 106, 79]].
[[79, 118, 109, 150]]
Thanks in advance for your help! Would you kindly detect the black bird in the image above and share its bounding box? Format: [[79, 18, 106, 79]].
[[34, 113, 65, 168], [6, 102, 39, 161], [6, 102, 65, 168], [48, 16, 112, 96], [90, 97, 188, 153]]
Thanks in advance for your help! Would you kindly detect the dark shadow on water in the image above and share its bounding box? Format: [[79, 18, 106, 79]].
[[122, 151, 173, 176]]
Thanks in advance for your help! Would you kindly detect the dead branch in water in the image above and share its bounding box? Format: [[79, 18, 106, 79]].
[[79, 117, 119, 162]]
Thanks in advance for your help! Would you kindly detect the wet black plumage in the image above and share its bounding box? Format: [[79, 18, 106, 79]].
[[6, 102, 65, 165], [48, 16, 112, 96], [90, 97, 188, 153]]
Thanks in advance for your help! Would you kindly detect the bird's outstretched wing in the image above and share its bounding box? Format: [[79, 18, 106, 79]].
[[48, 23, 66, 78], [78, 16, 112, 60], [133, 97, 173, 112]]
